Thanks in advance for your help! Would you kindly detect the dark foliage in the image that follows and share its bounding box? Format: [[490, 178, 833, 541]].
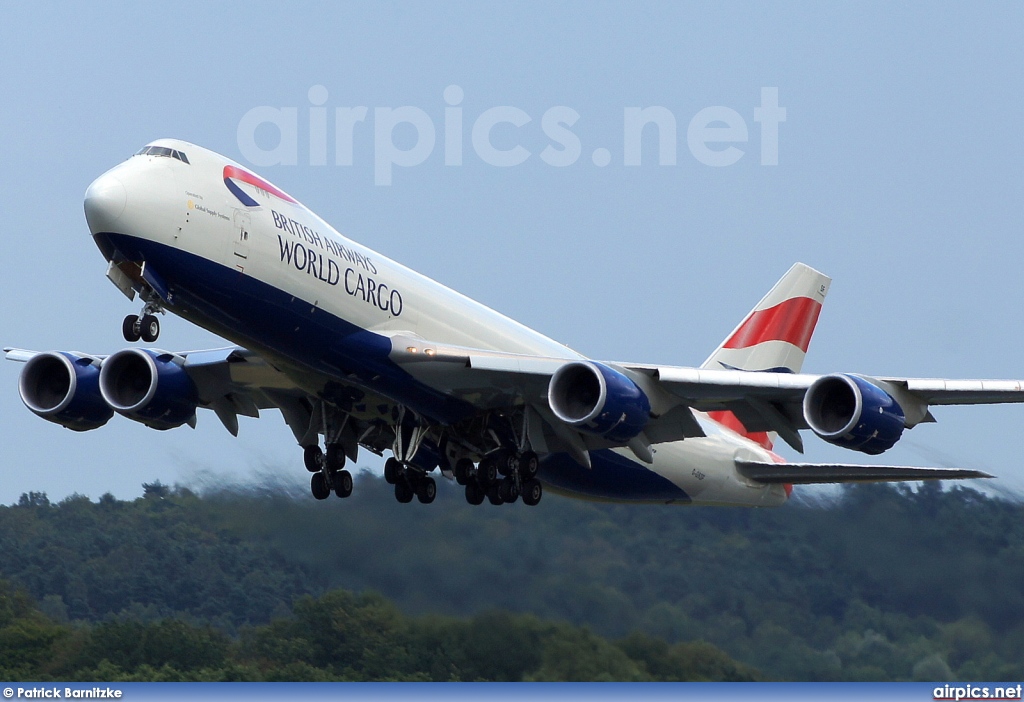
[[1, 475, 1022, 680], [0, 581, 757, 681]]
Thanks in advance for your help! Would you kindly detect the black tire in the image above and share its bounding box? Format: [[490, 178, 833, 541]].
[[486, 484, 504, 505], [140, 315, 160, 343], [465, 482, 485, 505], [520, 452, 539, 480], [454, 458, 473, 486], [416, 477, 436, 504], [326, 444, 346, 472], [522, 479, 543, 506], [384, 457, 401, 484], [122, 315, 141, 342], [333, 469, 353, 498], [477, 458, 498, 486], [499, 477, 519, 503], [395, 480, 414, 503], [303, 446, 324, 473], [310, 472, 330, 500], [496, 450, 511, 476]]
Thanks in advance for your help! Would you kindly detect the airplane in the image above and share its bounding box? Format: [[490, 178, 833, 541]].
[[7, 138, 1023, 508]]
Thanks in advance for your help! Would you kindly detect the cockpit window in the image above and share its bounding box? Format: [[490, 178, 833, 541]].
[[134, 145, 190, 164]]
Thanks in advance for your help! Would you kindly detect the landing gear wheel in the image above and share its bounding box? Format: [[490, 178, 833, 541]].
[[384, 457, 401, 484], [465, 482, 485, 505], [477, 458, 498, 487], [486, 484, 505, 505], [416, 477, 436, 504], [140, 315, 160, 343], [326, 444, 346, 472], [520, 452, 539, 481], [394, 480, 414, 503], [496, 449, 516, 477], [122, 315, 141, 342], [499, 477, 519, 503], [332, 469, 353, 498], [522, 479, 543, 506], [310, 472, 330, 500], [454, 458, 473, 486], [303, 446, 324, 473]]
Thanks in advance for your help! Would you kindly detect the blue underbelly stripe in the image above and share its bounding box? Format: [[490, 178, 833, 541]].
[[100, 233, 691, 503], [103, 233, 476, 424], [539, 450, 690, 502]]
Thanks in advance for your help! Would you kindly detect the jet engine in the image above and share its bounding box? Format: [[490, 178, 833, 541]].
[[802, 373, 905, 455], [548, 361, 651, 442], [18, 352, 114, 431], [99, 349, 198, 430]]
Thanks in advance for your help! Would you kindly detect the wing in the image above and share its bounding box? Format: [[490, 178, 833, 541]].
[[5, 346, 344, 451], [12, 334, 1022, 480], [387, 334, 1024, 464], [625, 365, 1024, 452]]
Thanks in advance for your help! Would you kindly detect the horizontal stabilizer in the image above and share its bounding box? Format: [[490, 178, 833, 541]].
[[736, 459, 992, 485]]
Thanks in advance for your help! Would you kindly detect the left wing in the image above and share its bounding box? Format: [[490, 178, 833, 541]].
[[622, 365, 1024, 450], [388, 333, 1024, 463]]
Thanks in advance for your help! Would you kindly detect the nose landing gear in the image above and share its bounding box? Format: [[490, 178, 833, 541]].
[[123, 302, 163, 343]]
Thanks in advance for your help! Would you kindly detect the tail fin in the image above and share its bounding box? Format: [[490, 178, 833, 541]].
[[704, 263, 830, 450], [702, 262, 830, 374]]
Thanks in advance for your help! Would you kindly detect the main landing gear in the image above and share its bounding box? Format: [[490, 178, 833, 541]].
[[383, 409, 436, 504], [384, 407, 544, 508], [304, 443, 354, 501], [456, 449, 543, 507], [123, 302, 163, 343], [301, 403, 360, 502], [384, 456, 437, 504]]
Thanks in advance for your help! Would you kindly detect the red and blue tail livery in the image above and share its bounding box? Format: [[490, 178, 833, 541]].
[[223, 165, 298, 207]]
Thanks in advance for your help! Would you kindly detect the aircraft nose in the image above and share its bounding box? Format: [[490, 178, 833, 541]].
[[83, 172, 127, 234]]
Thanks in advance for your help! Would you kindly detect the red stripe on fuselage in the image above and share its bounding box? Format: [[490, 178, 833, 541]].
[[223, 165, 298, 204], [724, 296, 821, 352]]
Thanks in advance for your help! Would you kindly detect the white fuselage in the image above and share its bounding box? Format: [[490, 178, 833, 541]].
[[85, 139, 787, 507]]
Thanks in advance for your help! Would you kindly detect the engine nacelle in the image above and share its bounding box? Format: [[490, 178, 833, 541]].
[[548, 361, 651, 442], [803, 373, 905, 455], [99, 349, 198, 430], [18, 352, 114, 431]]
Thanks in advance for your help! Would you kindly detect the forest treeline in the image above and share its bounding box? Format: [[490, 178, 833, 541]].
[[1, 475, 1022, 680], [0, 581, 756, 681]]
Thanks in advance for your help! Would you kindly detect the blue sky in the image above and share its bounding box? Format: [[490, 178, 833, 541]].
[[1, 2, 1022, 503]]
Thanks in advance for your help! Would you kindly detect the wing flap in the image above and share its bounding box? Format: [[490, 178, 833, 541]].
[[736, 459, 992, 485]]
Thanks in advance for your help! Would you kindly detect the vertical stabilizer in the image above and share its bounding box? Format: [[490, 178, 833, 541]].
[[703, 263, 830, 450], [702, 262, 830, 375]]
